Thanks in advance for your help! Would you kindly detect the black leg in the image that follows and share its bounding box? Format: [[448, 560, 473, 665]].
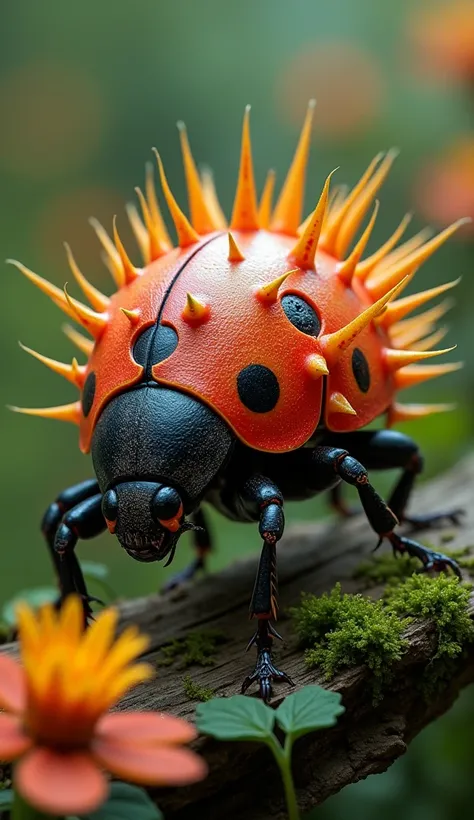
[[162, 507, 212, 591], [329, 483, 358, 518]]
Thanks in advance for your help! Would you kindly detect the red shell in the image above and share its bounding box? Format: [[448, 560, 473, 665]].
[[79, 230, 395, 454]]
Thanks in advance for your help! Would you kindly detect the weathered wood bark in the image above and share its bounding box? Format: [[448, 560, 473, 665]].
[[3, 456, 474, 819]]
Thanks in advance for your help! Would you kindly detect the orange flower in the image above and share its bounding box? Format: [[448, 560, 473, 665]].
[[0, 597, 207, 815], [410, 1, 474, 83]]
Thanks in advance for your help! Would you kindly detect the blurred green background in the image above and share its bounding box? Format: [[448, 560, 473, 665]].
[[1, 0, 474, 816]]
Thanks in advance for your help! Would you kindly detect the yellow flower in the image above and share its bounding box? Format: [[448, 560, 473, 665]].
[[0, 596, 206, 815]]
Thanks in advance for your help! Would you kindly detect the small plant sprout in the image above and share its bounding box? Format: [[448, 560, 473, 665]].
[[196, 685, 345, 820]]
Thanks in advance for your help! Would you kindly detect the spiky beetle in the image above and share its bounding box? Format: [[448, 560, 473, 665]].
[[11, 103, 466, 699]]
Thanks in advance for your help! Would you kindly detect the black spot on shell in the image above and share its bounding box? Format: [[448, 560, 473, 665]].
[[133, 324, 178, 367], [237, 365, 280, 413], [352, 348, 370, 393], [281, 294, 321, 336], [82, 372, 96, 417]]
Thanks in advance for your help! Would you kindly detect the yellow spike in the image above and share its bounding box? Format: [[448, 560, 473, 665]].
[[387, 401, 456, 427], [154, 150, 200, 248], [228, 232, 245, 262], [355, 212, 412, 280], [126, 203, 150, 264], [182, 292, 210, 326], [384, 345, 456, 372], [256, 269, 297, 303], [377, 278, 460, 329], [8, 402, 81, 425], [270, 100, 315, 236], [62, 324, 94, 356], [290, 169, 338, 270], [230, 106, 259, 231], [365, 219, 469, 300], [390, 299, 454, 347], [373, 226, 433, 274], [135, 187, 166, 262], [321, 277, 409, 365], [393, 362, 463, 390], [335, 149, 399, 258], [120, 307, 140, 325], [112, 217, 140, 284], [338, 201, 379, 285], [305, 353, 329, 378], [258, 169, 276, 230], [321, 152, 384, 253], [327, 391, 357, 416], [88, 218, 125, 288], [64, 243, 110, 313], [19, 342, 85, 387], [177, 121, 218, 234], [145, 162, 173, 249], [8, 259, 79, 322], [411, 326, 449, 352], [63, 285, 108, 339], [200, 167, 228, 230]]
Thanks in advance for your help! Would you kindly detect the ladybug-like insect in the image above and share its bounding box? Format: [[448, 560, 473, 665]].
[[10, 104, 465, 699]]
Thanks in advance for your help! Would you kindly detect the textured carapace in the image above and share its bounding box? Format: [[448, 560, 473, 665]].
[[10, 103, 465, 452]]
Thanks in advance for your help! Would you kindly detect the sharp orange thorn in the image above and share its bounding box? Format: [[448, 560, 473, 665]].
[[227, 232, 245, 262], [373, 226, 434, 273], [62, 324, 94, 356], [135, 187, 166, 262], [7, 259, 78, 322], [8, 401, 82, 425], [384, 345, 456, 372], [63, 284, 108, 339], [182, 292, 210, 326], [154, 150, 200, 248], [178, 121, 218, 234], [334, 149, 399, 259], [19, 342, 85, 387], [305, 353, 329, 378], [258, 169, 276, 230], [321, 151, 384, 253], [256, 269, 296, 303], [355, 212, 412, 280], [365, 219, 469, 300], [393, 362, 463, 390], [389, 299, 454, 345], [126, 203, 150, 264], [112, 217, 139, 284], [387, 401, 456, 426], [200, 166, 228, 230], [120, 307, 140, 325], [145, 162, 173, 249], [327, 391, 357, 415], [290, 168, 338, 270], [270, 100, 315, 236], [377, 278, 460, 329], [410, 326, 449, 351], [321, 276, 409, 365], [88, 218, 125, 288], [230, 106, 259, 231], [338, 200, 379, 285], [64, 243, 110, 313]]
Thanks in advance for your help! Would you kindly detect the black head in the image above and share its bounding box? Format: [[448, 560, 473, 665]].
[[102, 480, 197, 563]]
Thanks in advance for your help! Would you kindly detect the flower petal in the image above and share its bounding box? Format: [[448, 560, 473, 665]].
[[0, 654, 27, 713], [96, 711, 198, 745], [0, 713, 32, 759], [15, 747, 108, 816], [92, 736, 207, 786]]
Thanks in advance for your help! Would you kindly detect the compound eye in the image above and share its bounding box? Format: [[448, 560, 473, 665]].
[[281, 294, 321, 336], [152, 486, 183, 532], [102, 489, 118, 533]]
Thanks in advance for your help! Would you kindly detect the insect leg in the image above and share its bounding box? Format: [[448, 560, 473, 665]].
[[162, 507, 213, 591]]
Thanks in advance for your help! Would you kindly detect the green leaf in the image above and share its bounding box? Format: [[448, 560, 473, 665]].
[[0, 788, 13, 809], [78, 782, 163, 820], [275, 685, 345, 740], [196, 694, 275, 741], [80, 561, 110, 580], [2, 587, 58, 626]]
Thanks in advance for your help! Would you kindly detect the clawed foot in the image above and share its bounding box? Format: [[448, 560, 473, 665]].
[[241, 621, 294, 701], [387, 532, 462, 579], [56, 592, 103, 625], [402, 509, 464, 532]]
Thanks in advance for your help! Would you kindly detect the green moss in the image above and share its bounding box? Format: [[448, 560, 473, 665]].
[[182, 674, 215, 702], [353, 552, 419, 587], [291, 584, 408, 699], [157, 629, 225, 669]]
